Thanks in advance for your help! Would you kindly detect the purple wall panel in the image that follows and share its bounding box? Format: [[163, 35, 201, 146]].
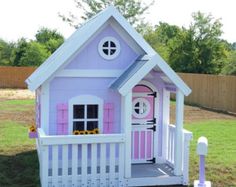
[[65, 25, 139, 70], [49, 77, 121, 135]]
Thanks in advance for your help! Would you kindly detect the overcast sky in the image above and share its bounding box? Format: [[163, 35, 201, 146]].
[[0, 0, 235, 43]]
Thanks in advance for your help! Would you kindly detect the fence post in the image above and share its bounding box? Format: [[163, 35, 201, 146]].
[[194, 137, 211, 187]]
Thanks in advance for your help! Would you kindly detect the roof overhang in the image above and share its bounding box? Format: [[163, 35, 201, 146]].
[[110, 54, 192, 96]]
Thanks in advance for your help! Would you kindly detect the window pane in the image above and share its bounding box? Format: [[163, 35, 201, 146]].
[[73, 105, 84, 119], [110, 49, 116, 55], [87, 105, 98, 119], [110, 41, 116, 47], [103, 41, 108, 47], [135, 108, 139, 114], [87, 121, 98, 130], [135, 102, 140, 107], [103, 49, 108, 55], [73, 121, 84, 131]]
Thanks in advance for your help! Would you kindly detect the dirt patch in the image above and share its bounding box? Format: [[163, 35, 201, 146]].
[[0, 110, 35, 125], [170, 104, 236, 124], [0, 89, 35, 100], [0, 89, 235, 124]]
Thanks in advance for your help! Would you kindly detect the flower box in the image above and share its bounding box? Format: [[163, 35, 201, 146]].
[[29, 131, 38, 138]]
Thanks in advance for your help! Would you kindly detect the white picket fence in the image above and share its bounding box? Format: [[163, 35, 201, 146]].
[[37, 128, 125, 187], [166, 124, 193, 185], [36, 126, 192, 187]]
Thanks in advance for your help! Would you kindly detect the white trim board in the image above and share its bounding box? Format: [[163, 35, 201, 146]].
[[56, 70, 123, 78]]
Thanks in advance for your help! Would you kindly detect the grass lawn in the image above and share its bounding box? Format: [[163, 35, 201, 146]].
[[185, 120, 236, 187], [0, 99, 235, 187]]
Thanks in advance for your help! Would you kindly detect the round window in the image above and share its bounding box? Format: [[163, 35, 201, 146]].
[[98, 37, 120, 60], [132, 98, 151, 118]]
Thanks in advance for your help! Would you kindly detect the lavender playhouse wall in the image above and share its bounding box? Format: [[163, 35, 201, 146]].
[[65, 25, 139, 70], [49, 77, 121, 135]]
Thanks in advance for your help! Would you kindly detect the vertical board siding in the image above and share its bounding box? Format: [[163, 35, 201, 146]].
[[0, 66, 36, 88], [177, 73, 236, 113]]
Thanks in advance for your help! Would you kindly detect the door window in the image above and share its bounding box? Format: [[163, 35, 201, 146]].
[[132, 98, 151, 118]]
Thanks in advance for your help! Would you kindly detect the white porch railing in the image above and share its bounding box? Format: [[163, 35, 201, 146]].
[[37, 128, 126, 187], [166, 125, 193, 185]]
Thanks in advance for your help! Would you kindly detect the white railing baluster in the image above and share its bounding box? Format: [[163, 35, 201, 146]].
[[41, 145, 49, 187], [52, 145, 58, 186], [118, 143, 124, 186], [100, 143, 106, 187], [109, 143, 116, 186], [72, 144, 78, 186], [91, 144, 97, 187], [62, 144, 68, 187], [81, 144, 88, 186]]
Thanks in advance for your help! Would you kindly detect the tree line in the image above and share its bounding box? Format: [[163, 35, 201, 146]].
[[0, 28, 64, 67], [0, 0, 235, 75]]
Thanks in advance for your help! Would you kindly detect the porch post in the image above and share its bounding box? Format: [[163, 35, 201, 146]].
[[122, 91, 132, 178], [174, 89, 184, 175], [162, 88, 170, 161]]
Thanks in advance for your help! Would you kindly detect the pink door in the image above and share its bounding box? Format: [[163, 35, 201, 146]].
[[131, 85, 156, 163]]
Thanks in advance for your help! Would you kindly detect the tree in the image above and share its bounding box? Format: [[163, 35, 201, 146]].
[[59, 0, 154, 28], [169, 12, 227, 74], [35, 28, 64, 53], [0, 39, 15, 66], [221, 50, 236, 75], [18, 41, 50, 66], [12, 38, 28, 66], [143, 22, 183, 62]]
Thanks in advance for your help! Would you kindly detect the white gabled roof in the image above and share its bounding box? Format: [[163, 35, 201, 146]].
[[26, 5, 191, 96], [110, 54, 192, 96], [25, 5, 156, 91]]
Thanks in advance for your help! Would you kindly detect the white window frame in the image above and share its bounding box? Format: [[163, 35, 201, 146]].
[[69, 95, 103, 134], [132, 97, 151, 119], [98, 36, 120, 60]]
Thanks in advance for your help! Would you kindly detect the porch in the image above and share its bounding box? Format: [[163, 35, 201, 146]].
[[36, 125, 192, 187]]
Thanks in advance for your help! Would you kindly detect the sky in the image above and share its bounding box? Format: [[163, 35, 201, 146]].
[[0, 0, 235, 43]]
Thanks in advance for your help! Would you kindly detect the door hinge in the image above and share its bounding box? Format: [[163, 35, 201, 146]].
[[147, 157, 156, 163], [147, 92, 157, 98], [147, 118, 156, 124], [147, 125, 156, 132]]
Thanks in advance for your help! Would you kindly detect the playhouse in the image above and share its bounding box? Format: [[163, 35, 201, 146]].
[[26, 6, 192, 187]]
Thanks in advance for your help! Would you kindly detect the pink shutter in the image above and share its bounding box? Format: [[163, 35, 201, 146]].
[[57, 103, 68, 135], [103, 103, 114, 134]]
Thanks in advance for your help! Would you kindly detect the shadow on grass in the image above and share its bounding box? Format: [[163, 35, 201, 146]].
[[0, 150, 40, 187], [0, 150, 188, 187]]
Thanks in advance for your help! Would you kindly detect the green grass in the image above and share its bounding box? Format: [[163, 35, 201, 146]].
[[0, 121, 35, 153], [0, 99, 34, 111], [185, 120, 236, 187]]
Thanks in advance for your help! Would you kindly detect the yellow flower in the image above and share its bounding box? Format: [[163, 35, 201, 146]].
[[29, 125, 36, 132], [79, 131, 85, 135], [93, 128, 99, 134], [73, 130, 80, 135]]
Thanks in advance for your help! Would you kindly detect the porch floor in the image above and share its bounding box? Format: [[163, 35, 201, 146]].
[[131, 163, 174, 178]]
